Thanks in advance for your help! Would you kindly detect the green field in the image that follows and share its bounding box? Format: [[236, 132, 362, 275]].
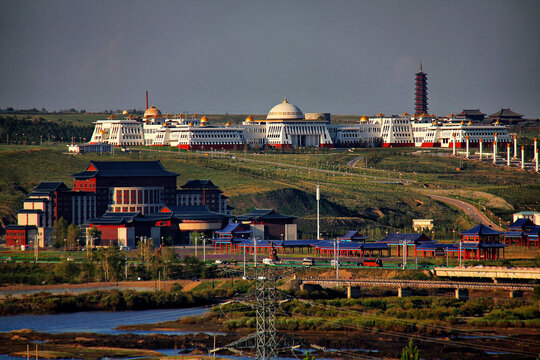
[[0, 143, 538, 241]]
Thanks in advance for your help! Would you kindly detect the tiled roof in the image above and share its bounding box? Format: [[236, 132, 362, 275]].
[[459, 224, 502, 236], [338, 230, 368, 241], [458, 109, 485, 116], [159, 205, 229, 221], [87, 212, 147, 225], [509, 218, 534, 229], [489, 108, 523, 118], [33, 182, 69, 192], [72, 161, 178, 179], [236, 208, 296, 221], [180, 179, 218, 189]]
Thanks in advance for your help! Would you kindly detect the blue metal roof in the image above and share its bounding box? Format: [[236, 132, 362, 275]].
[[215, 223, 251, 234], [281, 240, 319, 246], [237, 239, 284, 247], [315, 241, 389, 250], [416, 243, 459, 251], [377, 233, 431, 244]]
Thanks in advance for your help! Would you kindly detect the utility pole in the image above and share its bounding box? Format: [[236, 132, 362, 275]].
[[203, 237, 206, 263], [243, 245, 247, 278], [402, 241, 406, 270], [316, 184, 320, 240], [459, 241, 462, 267]]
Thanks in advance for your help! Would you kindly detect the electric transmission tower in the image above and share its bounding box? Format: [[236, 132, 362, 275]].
[[255, 266, 278, 359], [214, 264, 304, 360]]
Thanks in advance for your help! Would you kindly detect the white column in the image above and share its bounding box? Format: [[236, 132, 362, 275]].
[[507, 143, 511, 167], [479, 138, 483, 161], [534, 138, 538, 160], [452, 133, 456, 156], [536, 150, 539, 173], [466, 135, 469, 159], [316, 184, 320, 240], [513, 135, 518, 158], [521, 146, 525, 169], [493, 132, 498, 164]]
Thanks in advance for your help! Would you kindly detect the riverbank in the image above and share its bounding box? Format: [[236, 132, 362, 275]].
[[1, 329, 238, 360]]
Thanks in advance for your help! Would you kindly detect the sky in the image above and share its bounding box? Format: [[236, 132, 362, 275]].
[[1, 0, 539, 117]]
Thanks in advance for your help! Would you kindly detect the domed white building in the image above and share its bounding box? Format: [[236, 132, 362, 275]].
[[242, 97, 333, 148], [266, 97, 304, 120]]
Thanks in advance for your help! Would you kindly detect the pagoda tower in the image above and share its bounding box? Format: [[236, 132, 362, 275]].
[[414, 63, 428, 115]]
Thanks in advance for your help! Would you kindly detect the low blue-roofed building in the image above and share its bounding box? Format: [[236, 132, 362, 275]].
[[459, 224, 507, 260], [376, 233, 431, 257], [504, 218, 536, 246], [524, 226, 540, 248], [337, 230, 368, 242], [315, 239, 390, 257], [213, 223, 252, 253]]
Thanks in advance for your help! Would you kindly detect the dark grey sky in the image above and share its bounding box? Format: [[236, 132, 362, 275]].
[[1, 0, 539, 117]]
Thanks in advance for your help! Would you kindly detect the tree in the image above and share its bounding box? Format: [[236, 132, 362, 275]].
[[52, 218, 68, 249], [401, 339, 420, 360], [95, 245, 125, 282], [66, 224, 81, 250], [87, 226, 102, 247]]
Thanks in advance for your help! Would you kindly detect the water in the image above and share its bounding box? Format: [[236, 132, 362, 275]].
[[0, 307, 209, 334]]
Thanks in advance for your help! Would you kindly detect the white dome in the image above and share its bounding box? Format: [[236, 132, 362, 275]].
[[266, 97, 304, 120]]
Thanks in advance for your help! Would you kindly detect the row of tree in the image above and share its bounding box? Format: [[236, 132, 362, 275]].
[[0, 116, 93, 144]]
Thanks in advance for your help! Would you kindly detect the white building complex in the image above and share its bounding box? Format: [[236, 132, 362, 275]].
[[90, 98, 511, 150]]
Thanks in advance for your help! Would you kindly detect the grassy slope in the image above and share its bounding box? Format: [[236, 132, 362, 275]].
[[0, 145, 537, 239]]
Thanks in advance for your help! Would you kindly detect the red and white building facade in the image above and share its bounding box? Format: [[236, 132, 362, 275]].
[[89, 99, 511, 150]]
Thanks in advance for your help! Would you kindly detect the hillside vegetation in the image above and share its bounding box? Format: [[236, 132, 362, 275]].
[[0, 144, 538, 238]]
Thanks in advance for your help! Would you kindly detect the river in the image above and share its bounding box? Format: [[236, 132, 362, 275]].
[[0, 307, 209, 335]]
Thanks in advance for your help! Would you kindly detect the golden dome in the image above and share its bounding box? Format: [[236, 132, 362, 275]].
[[226, 122, 230, 127], [360, 116, 368, 122], [108, 114, 116, 120], [201, 115, 208, 123], [432, 120, 438, 125], [401, 112, 410, 117], [144, 106, 162, 118], [188, 122, 193, 126], [468, 121, 472, 125], [460, 121, 464, 125], [376, 112, 385, 117], [122, 110, 128, 115], [245, 115, 253, 122], [495, 120, 500, 125]]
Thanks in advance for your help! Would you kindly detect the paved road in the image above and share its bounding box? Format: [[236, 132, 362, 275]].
[[427, 194, 505, 231]]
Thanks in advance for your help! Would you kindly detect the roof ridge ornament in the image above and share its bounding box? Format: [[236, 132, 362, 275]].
[[283, 96, 288, 103]]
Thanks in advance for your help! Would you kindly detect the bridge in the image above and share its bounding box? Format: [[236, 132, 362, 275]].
[[433, 266, 540, 280], [295, 277, 535, 299]]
